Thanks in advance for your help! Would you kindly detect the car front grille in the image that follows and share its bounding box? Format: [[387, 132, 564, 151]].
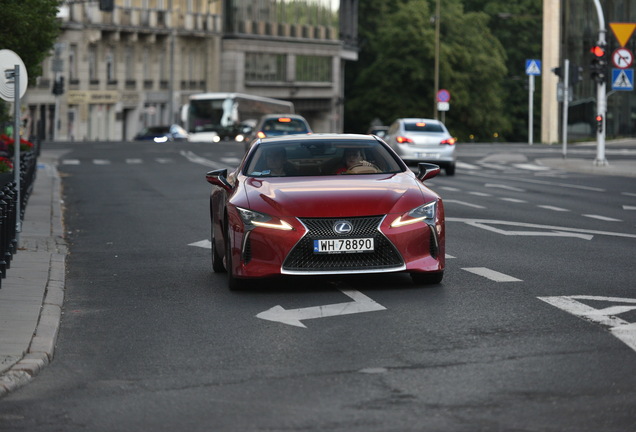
[[282, 216, 404, 273]]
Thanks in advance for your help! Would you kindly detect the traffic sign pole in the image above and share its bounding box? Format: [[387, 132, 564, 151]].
[[528, 75, 534, 145], [593, 0, 608, 166]]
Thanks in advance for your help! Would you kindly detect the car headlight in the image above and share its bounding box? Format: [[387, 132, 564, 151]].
[[390, 201, 437, 227], [237, 207, 293, 230]]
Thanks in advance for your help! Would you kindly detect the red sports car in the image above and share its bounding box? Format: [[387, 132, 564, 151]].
[[205, 134, 445, 290]]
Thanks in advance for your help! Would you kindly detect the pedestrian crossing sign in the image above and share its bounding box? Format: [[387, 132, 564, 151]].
[[612, 68, 634, 91], [525, 59, 541, 76]]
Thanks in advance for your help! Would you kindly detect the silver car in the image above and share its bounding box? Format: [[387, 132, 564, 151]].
[[384, 118, 456, 175]]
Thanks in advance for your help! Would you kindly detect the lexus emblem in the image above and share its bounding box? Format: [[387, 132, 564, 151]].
[[333, 220, 353, 235]]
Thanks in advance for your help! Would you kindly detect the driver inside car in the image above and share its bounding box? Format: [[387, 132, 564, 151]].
[[334, 148, 379, 174]]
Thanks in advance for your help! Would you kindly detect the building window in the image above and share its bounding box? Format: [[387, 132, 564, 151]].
[[106, 49, 116, 83], [245, 52, 286, 82], [295, 55, 331, 82], [125, 46, 135, 81], [69, 44, 78, 82], [88, 45, 98, 82]]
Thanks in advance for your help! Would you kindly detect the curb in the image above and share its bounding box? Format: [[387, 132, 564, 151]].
[[0, 157, 66, 398]]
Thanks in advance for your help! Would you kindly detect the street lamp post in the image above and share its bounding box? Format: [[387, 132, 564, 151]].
[[433, 0, 440, 120]]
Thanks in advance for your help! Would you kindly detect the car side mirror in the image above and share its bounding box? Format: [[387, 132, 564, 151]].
[[416, 163, 441, 181], [206, 169, 233, 191]]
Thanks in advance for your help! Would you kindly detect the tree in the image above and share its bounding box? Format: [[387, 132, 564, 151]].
[[0, 0, 60, 123], [345, 0, 511, 140]]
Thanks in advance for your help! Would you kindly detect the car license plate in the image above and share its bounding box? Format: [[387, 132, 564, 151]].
[[416, 153, 439, 159], [313, 238, 374, 254]]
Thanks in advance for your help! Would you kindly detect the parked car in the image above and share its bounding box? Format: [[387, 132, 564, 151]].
[[383, 118, 456, 175], [245, 114, 312, 149], [367, 125, 389, 138], [134, 124, 189, 142], [205, 133, 445, 290]]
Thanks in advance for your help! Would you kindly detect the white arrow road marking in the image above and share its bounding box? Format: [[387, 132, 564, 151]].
[[538, 296, 636, 353], [189, 239, 211, 249], [462, 267, 522, 282], [464, 220, 593, 240], [447, 218, 636, 240], [256, 289, 387, 328], [180, 150, 227, 169]]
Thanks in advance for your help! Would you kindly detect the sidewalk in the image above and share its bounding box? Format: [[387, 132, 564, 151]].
[[0, 150, 66, 397], [0, 144, 634, 399]]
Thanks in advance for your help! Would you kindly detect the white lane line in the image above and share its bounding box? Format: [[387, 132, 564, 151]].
[[485, 183, 525, 192], [62, 159, 80, 165], [513, 163, 551, 171], [622, 192, 636, 197], [445, 254, 456, 259], [538, 205, 570, 212], [462, 267, 522, 282], [583, 214, 622, 222], [156, 158, 173, 164], [623, 205, 636, 210], [456, 161, 480, 170], [93, 159, 110, 165], [500, 197, 527, 203], [444, 200, 486, 209], [440, 186, 461, 191], [468, 192, 492, 197], [126, 158, 143, 164]]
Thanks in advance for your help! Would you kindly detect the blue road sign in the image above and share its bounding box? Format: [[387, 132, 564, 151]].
[[525, 59, 541, 76], [612, 68, 634, 91]]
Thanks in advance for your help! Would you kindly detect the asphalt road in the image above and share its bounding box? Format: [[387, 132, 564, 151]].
[[0, 140, 635, 432]]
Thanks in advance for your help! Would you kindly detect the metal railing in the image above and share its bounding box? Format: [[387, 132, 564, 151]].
[[0, 148, 37, 289]]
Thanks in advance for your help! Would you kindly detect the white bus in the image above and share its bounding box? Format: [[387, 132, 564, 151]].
[[181, 92, 295, 142]]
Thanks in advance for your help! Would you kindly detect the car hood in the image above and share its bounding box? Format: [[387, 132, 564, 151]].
[[241, 174, 433, 218]]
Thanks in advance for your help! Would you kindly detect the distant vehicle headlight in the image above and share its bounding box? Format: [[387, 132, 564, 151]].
[[235, 134, 245, 142]]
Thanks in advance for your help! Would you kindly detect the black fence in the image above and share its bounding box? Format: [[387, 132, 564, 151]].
[[0, 147, 38, 289]]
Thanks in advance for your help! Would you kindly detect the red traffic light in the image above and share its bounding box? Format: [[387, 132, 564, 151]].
[[590, 45, 605, 57]]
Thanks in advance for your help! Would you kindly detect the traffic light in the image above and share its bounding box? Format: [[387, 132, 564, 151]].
[[595, 114, 603, 133], [52, 77, 64, 95], [589, 44, 608, 83], [99, 0, 114, 12]]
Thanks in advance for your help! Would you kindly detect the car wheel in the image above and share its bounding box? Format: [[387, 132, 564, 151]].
[[211, 224, 226, 273], [445, 163, 456, 176], [411, 271, 444, 285], [226, 233, 246, 290]]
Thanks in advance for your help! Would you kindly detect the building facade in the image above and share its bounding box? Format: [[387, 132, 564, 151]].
[[25, 0, 358, 141]]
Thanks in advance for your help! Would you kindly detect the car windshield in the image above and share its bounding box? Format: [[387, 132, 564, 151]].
[[261, 118, 310, 135], [404, 122, 444, 133], [245, 139, 404, 177]]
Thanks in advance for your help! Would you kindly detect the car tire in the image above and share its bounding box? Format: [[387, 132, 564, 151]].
[[211, 224, 226, 273], [445, 163, 456, 176], [226, 233, 246, 290], [411, 271, 444, 285]]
